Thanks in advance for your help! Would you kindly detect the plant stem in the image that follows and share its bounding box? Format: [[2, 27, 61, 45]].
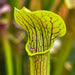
[[0, 24, 13, 75], [53, 32, 74, 75], [15, 42, 22, 75], [29, 52, 50, 75], [15, 53, 21, 75]]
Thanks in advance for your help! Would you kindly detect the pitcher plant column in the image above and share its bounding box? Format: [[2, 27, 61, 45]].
[[14, 7, 66, 75]]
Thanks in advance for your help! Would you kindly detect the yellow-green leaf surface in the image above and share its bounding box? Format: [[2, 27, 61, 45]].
[[14, 7, 66, 56]]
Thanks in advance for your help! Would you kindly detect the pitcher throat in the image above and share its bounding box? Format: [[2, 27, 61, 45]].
[[29, 52, 50, 75]]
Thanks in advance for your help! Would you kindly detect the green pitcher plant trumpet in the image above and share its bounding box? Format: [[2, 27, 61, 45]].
[[14, 7, 66, 75]]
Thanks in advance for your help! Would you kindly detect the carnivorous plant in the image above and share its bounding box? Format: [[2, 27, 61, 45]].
[[14, 7, 66, 75]]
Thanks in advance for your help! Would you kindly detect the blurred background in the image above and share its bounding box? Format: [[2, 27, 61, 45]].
[[0, 0, 75, 75]]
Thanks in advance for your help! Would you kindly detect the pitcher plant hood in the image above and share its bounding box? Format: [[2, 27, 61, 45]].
[[14, 7, 66, 56]]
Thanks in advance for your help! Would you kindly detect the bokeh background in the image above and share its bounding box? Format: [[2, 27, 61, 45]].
[[0, 0, 75, 75]]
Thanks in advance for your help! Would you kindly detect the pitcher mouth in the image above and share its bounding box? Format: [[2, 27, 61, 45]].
[[25, 44, 51, 56]]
